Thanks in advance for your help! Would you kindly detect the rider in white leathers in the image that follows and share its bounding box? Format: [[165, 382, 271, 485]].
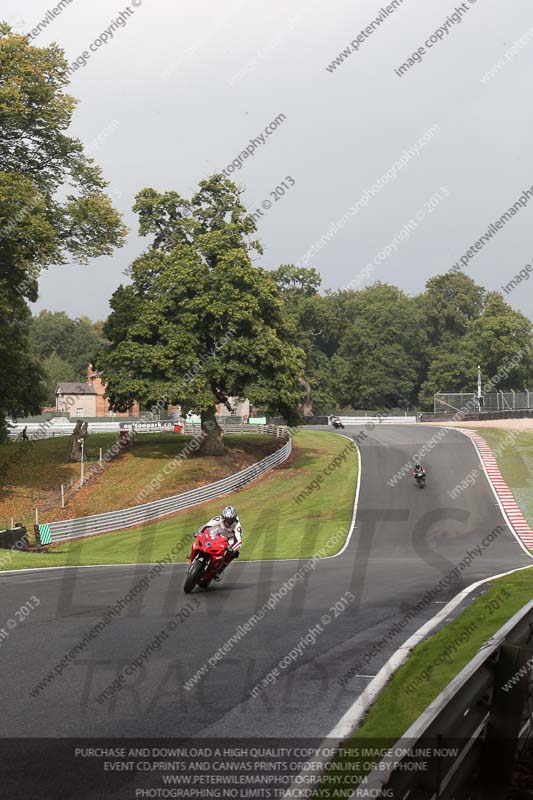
[[195, 505, 242, 581]]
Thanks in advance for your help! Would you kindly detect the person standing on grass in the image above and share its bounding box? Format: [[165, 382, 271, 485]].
[[22, 426, 28, 442]]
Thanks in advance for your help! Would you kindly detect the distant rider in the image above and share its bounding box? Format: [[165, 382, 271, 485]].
[[194, 505, 242, 581], [413, 462, 426, 483]]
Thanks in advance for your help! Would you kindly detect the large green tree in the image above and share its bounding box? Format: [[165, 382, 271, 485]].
[[29, 311, 106, 377], [332, 284, 425, 409], [0, 24, 126, 437], [420, 280, 532, 401], [271, 265, 337, 415], [96, 176, 305, 454], [40, 351, 77, 405], [418, 272, 485, 349], [462, 292, 531, 388]]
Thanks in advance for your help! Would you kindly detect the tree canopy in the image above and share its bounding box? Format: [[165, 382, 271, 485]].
[[270, 271, 531, 413], [27, 311, 106, 404], [96, 176, 305, 453], [0, 24, 126, 437]]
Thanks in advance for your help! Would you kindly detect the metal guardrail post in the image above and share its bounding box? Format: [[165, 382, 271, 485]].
[[477, 642, 533, 799]]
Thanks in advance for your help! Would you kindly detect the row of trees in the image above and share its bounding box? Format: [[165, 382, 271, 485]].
[[93, 180, 532, 456], [273, 268, 532, 412], [29, 312, 105, 404], [28, 266, 533, 419], [2, 23, 532, 452]]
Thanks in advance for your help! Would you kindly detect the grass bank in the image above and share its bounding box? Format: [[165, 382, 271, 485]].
[[0, 433, 279, 529], [0, 430, 358, 570]]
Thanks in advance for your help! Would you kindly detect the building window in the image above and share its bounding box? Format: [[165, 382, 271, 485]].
[[76, 408, 83, 417]]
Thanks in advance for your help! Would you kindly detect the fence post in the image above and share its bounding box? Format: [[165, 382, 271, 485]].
[[99, 447, 103, 466], [61, 484, 65, 509], [35, 508, 38, 525]]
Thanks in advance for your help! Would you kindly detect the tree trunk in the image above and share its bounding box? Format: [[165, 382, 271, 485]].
[[198, 408, 224, 456], [66, 420, 88, 462], [299, 376, 313, 417]]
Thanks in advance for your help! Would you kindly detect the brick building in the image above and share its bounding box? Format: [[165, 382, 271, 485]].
[[87, 365, 140, 417]]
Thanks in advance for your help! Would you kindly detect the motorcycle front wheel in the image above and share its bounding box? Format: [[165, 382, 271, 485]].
[[184, 558, 205, 593]]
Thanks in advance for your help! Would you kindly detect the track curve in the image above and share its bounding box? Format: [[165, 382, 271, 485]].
[[1, 425, 530, 739]]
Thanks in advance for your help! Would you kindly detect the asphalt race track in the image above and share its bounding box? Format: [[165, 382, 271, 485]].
[[1, 426, 531, 742]]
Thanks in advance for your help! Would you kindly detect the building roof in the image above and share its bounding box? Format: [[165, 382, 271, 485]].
[[56, 382, 96, 395]]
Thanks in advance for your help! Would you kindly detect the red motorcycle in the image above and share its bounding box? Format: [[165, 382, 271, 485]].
[[184, 527, 233, 593]]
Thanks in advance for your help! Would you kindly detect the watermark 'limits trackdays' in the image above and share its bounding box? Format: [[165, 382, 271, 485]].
[[249, 591, 355, 698], [182, 526, 348, 691], [0, 596, 40, 648], [29, 532, 191, 699], [338, 523, 506, 687], [96, 598, 201, 705]]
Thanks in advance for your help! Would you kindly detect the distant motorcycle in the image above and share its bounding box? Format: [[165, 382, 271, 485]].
[[414, 470, 426, 489], [184, 526, 233, 593], [330, 416, 344, 429]]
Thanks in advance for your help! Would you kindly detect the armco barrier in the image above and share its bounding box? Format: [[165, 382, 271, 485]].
[[355, 597, 533, 799], [45, 430, 291, 543]]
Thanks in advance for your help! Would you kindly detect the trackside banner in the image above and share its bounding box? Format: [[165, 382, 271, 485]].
[[119, 421, 176, 432]]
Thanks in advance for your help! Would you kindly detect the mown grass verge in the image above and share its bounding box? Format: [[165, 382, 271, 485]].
[[316, 567, 533, 797], [0, 430, 358, 570]]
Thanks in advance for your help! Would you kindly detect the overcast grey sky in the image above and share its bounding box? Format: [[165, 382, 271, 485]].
[[5, 0, 533, 320]]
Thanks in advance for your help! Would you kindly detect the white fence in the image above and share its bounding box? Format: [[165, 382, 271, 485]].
[[337, 415, 417, 426], [6, 420, 286, 441], [43, 432, 291, 543]]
